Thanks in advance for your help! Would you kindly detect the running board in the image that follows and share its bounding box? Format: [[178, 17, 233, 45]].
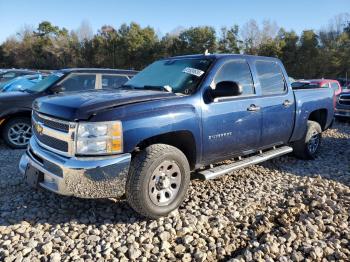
[[197, 146, 293, 180]]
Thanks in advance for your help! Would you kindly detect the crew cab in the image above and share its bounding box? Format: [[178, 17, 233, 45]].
[[0, 68, 137, 148], [19, 54, 334, 218]]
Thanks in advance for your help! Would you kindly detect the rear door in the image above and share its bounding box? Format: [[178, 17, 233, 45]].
[[253, 60, 295, 147]]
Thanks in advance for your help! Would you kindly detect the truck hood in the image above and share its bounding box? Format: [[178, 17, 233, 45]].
[[35, 89, 177, 120]]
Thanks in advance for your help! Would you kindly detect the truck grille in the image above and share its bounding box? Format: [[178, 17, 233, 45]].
[[33, 111, 69, 133], [339, 95, 350, 106], [32, 111, 76, 156], [33, 127, 69, 152]]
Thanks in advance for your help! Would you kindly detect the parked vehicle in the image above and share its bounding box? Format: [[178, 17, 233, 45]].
[[19, 54, 334, 218], [0, 68, 137, 148], [0, 69, 38, 83], [0, 74, 46, 92], [335, 92, 350, 119]]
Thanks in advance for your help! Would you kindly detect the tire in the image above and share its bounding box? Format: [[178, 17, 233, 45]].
[[126, 144, 190, 219], [2, 117, 32, 149], [292, 120, 322, 160]]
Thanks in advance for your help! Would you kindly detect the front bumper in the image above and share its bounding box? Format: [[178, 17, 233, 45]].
[[19, 138, 131, 198], [335, 108, 350, 118]]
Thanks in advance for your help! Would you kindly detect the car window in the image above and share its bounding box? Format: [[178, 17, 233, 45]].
[[102, 75, 129, 89], [321, 83, 329, 88], [255, 60, 286, 95], [2, 72, 16, 78], [60, 74, 96, 91], [330, 82, 340, 91], [214, 60, 255, 95]]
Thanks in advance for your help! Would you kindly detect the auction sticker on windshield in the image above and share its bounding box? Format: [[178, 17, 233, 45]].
[[182, 67, 205, 77]]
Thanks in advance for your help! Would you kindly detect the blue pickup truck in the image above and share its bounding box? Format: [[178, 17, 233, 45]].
[[19, 54, 334, 218]]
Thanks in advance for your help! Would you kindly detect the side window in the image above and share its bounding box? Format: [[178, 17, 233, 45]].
[[60, 74, 96, 91], [330, 82, 340, 92], [214, 60, 255, 95], [255, 61, 286, 95], [102, 75, 129, 89], [2, 72, 16, 78], [321, 83, 330, 88]]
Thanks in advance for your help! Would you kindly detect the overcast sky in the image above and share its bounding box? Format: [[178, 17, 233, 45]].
[[0, 0, 349, 43]]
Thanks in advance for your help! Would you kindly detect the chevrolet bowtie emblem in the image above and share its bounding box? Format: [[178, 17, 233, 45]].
[[35, 122, 44, 135]]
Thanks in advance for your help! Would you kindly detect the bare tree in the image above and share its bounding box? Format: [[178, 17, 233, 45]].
[[76, 20, 93, 42]]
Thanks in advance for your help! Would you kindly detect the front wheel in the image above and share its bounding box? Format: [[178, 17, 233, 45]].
[[126, 144, 190, 219], [2, 117, 32, 149], [292, 120, 322, 160]]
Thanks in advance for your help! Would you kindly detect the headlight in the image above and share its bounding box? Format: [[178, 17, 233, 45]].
[[76, 121, 123, 155]]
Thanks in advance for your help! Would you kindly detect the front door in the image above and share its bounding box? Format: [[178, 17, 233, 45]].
[[201, 59, 262, 164]]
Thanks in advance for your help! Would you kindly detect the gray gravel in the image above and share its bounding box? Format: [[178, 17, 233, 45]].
[[0, 121, 349, 261]]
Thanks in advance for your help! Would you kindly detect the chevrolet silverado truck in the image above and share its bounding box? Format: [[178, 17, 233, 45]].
[[19, 54, 334, 218]]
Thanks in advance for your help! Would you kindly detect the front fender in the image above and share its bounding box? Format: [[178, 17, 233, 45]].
[[123, 104, 201, 159]]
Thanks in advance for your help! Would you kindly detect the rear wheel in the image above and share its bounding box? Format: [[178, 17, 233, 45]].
[[292, 120, 322, 160], [2, 117, 32, 149], [126, 144, 190, 218]]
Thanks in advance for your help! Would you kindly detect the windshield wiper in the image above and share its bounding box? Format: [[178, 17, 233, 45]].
[[142, 85, 172, 92]]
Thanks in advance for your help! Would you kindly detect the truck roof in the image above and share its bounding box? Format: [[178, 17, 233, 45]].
[[58, 68, 138, 75], [168, 53, 281, 61]]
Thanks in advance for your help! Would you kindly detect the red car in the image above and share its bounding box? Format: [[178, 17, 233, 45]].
[[292, 79, 342, 108]]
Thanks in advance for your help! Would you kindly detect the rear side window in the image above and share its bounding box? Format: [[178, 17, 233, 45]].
[[330, 82, 340, 91], [102, 75, 129, 89], [255, 60, 286, 95], [214, 60, 255, 95]]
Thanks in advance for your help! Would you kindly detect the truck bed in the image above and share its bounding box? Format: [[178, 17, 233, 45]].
[[290, 88, 334, 142]]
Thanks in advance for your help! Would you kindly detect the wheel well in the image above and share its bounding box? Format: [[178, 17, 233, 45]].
[[135, 131, 197, 170], [308, 109, 328, 130], [0, 111, 31, 130]]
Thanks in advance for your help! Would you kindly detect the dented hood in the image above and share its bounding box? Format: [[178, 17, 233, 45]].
[[34, 89, 176, 120]]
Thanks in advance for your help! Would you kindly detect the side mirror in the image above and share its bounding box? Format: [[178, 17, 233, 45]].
[[50, 84, 65, 94], [210, 81, 243, 99]]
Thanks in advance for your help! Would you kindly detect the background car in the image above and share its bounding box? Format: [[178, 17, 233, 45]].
[[0, 68, 138, 148], [0, 69, 38, 83], [0, 74, 47, 92]]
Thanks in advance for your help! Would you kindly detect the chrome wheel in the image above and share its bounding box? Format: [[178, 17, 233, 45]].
[[8, 123, 32, 146], [307, 131, 320, 154], [148, 160, 182, 206]]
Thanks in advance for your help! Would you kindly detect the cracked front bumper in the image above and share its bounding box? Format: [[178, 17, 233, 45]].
[[19, 138, 131, 199]]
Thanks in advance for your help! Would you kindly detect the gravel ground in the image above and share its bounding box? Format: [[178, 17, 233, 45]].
[[0, 121, 349, 261]]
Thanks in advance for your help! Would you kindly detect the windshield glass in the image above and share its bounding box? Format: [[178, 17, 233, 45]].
[[25, 73, 63, 92], [124, 58, 213, 94]]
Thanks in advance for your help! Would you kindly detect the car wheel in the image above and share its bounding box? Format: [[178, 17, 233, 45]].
[[126, 144, 190, 219], [2, 117, 32, 149], [292, 120, 322, 160]]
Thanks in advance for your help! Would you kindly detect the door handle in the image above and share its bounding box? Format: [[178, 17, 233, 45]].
[[283, 100, 292, 107], [247, 104, 261, 112]]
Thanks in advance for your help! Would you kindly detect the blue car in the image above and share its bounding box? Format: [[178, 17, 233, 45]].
[[0, 74, 46, 92]]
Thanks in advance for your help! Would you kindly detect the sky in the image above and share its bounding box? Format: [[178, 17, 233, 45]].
[[0, 0, 349, 43]]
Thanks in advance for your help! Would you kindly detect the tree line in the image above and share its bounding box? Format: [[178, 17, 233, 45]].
[[0, 14, 349, 79]]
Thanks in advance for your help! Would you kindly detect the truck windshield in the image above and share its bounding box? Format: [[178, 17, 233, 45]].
[[24, 73, 63, 93], [124, 58, 213, 95]]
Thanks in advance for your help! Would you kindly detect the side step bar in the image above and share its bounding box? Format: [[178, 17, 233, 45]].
[[197, 146, 293, 180]]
